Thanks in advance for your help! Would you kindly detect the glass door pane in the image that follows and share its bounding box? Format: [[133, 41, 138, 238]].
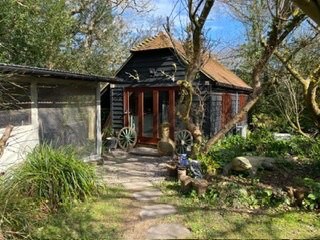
[[129, 91, 138, 131], [143, 91, 153, 137], [159, 91, 169, 136]]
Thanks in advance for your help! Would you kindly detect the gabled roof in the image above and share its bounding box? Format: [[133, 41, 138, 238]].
[[0, 63, 121, 83], [130, 32, 252, 91]]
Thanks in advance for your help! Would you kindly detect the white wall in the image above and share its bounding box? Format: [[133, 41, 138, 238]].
[[0, 79, 102, 172], [0, 82, 39, 172], [0, 125, 39, 172]]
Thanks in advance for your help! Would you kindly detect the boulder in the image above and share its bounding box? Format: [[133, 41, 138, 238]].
[[223, 156, 275, 176]]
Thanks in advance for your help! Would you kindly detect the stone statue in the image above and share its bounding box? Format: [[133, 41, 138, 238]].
[[157, 122, 175, 156]]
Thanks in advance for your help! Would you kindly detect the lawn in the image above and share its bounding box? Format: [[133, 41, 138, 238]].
[[156, 181, 320, 239], [32, 181, 320, 239], [31, 186, 130, 240]]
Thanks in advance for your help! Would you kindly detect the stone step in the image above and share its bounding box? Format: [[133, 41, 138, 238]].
[[130, 147, 160, 157], [122, 181, 154, 191], [146, 223, 191, 239], [139, 204, 177, 220], [132, 189, 163, 201]]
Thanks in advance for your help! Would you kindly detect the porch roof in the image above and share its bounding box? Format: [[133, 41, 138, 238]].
[[0, 63, 123, 83], [130, 32, 252, 91]]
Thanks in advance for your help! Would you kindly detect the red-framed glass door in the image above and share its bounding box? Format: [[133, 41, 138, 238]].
[[123, 88, 176, 145]]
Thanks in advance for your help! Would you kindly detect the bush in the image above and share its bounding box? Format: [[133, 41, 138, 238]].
[[303, 178, 320, 210], [201, 129, 320, 175], [186, 177, 291, 209], [0, 144, 102, 238]]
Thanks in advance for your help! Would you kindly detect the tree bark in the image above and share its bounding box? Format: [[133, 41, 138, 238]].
[[0, 125, 14, 159], [177, 0, 215, 146]]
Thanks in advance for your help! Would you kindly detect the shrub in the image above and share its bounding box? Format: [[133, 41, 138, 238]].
[[4, 144, 101, 210], [0, 144, 102, 238], [303, 178, 320, 210], [201, 129, 320, 176], [187, 177, 291, 209]]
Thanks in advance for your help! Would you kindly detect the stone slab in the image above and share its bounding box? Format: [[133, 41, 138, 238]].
[[122, 181, 153, 191], [132, 189, 163, 201], [139, 204, 177, 219], [130, 147, 160, 157], [146, 223, 191, 239]]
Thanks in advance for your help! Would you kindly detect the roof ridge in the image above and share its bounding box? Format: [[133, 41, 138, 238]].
[[131, 32, 164, 51]]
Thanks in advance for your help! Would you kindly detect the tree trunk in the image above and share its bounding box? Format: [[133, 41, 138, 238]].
[[306, 80, 320, 126], [0, 125, 14, 159]]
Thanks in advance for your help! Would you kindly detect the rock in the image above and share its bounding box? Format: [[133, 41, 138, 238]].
[[223, 156, 252, 175], [273, 133, 292, 140], [133, 189, 163, 201], [223, 156, 275, 176], [146, 224, 191, 239], [139, 204, 177, 219]]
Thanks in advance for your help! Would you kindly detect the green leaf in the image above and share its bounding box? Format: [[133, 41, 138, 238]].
[[308, 193, 316, 200]]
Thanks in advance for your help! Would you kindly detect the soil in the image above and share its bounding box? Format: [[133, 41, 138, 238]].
[[256, 157, 320, 190]]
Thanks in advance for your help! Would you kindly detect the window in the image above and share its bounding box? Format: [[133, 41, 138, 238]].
[[0, 81, 31, 128], [37, 83, 97, 156]]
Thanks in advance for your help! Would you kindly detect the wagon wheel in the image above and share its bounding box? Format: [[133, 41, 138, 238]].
[[175, 130, 193, 154], [117, 127, 137, 151]]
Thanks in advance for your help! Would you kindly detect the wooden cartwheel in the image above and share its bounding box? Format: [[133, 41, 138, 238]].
[[117, 127, 137, 151], [175, 130, 193, 154]]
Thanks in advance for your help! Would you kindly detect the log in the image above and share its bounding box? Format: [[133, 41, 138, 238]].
[[180, 175, 193, 192], [192, 179, 209, 196], [0, 125, 14, 159]]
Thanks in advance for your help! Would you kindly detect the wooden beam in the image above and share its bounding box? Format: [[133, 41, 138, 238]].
[[138, 91, 144, 139], [153, 90, 159, 138], [123, 90, 129, 127], [169, 89, 175, 140]]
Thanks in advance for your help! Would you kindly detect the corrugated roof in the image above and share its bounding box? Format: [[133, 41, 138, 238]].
[[131, 32, 252, 91], [0, 63, 122, 83]]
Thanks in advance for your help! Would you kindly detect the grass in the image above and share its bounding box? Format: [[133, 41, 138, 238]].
[[156, 181, 320, 239], [32, 186, 129, 239]]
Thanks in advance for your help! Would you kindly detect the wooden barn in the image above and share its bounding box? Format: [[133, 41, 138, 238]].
[[102, 32, 252, 146], [0, 63, 117, 172]]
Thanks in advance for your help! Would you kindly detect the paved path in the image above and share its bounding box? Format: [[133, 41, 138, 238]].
[[96, 148, 191, 239]]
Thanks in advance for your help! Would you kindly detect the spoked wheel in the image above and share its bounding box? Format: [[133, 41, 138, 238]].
[[117, 127, 137, 151], [175, 130, 193, 154]]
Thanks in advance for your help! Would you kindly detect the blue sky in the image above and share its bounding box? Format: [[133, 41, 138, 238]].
[[124, 0, 247, 51]]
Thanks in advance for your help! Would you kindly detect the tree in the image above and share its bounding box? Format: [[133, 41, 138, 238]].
[[273, 28, 320, 132], [204, 0, 306, 151], [165, 0, 305, 152], [55, 0, 129, 75], [0, 0, 152, 75], [0, 0, 73, 67], [165, 0, 215, 145]]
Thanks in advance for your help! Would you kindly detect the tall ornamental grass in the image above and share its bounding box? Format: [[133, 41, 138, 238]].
[[0, 144, 102, 238], [1, 144, 101, 211]]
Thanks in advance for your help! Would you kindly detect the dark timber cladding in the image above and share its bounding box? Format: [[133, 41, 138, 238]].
[[111, 87, 124, 131], [110, 31, 253, 143], [116, 48, 186, 82]]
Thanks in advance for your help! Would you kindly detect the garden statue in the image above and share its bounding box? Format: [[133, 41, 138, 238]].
[[157, 122, 175, 156]]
